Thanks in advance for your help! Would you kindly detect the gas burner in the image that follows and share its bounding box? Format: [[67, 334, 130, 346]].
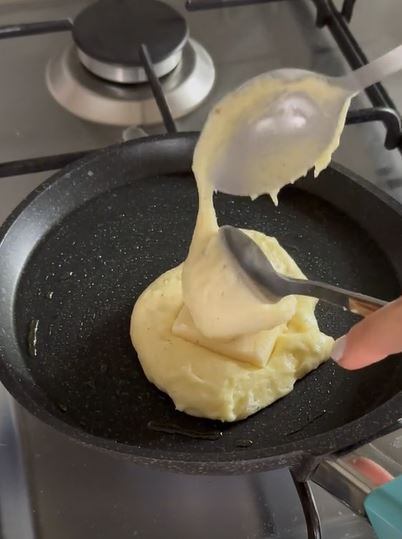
[[46, 0, 215, 126], [73, 0, 189, 84], [46, 39, 215, 126]]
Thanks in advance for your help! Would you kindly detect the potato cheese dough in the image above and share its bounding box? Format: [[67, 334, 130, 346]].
[[131, 230, 333, 422], [131, 74, 339, 421]]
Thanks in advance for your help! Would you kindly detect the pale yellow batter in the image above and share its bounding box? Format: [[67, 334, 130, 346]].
[[192, 73, 351, 202], [131, 231, 333, 421], [130, 74, 343, 422]]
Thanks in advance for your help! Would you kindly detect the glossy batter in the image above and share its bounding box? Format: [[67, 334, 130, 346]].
[[130, 74, 343, 421]]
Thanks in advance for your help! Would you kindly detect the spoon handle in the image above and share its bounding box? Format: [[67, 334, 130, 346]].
[[286, 278, 387, 317], [339, 45, 402, 94], [347, 297, 385, 317]]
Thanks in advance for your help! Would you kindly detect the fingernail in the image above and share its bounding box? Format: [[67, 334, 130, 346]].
[[331, 335, 347, 363]]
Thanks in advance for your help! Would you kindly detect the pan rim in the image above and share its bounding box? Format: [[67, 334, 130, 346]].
[[0, 132, 401, 473], [0, 358, 400, 472]]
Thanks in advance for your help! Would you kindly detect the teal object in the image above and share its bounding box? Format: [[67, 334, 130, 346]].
[[365, 475, 402, 539]]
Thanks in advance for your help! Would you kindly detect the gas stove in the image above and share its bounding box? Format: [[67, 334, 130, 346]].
[[0, 1, 401, 538]]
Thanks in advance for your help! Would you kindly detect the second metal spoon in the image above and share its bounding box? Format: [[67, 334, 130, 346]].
[[220, 226, 387, 317]]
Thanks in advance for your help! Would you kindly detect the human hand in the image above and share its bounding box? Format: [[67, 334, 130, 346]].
[[332, 297, 402, 369]]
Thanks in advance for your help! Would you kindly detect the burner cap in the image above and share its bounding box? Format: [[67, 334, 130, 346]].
[[73, 0, 189, 83]]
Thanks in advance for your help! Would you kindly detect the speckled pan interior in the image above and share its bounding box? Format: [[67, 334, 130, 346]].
[[0, 133, 401, 473]]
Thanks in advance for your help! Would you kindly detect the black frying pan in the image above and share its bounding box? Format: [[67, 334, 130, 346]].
[[0, 132, 401, 475]]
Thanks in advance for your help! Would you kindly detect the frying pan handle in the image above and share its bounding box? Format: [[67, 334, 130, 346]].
[[311, 419, 402, 532]]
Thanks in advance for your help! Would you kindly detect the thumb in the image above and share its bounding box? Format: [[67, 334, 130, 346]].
[[332, 297, 402, 370]]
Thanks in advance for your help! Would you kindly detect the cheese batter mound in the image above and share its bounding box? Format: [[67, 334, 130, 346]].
[[131, 230, 332, 422], [130, 73, 342, 421]]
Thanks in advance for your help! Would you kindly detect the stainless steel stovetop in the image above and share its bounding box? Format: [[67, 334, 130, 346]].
[[0, 1, 401, 538]]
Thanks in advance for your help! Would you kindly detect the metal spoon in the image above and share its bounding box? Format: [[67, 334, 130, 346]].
[[220, 226, 386, 317], [205, 46, 402, 198]]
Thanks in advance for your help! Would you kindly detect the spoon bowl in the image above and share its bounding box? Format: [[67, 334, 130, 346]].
[[207, 68, 351, 200], [198, 46, 402, 200]]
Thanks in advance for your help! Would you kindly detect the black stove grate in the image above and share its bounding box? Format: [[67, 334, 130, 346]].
[[138, 43, 177, 135], [0, 18, 72, 39]]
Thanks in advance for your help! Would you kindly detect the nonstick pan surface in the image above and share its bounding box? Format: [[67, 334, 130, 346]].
[[0, 133, 401, 474]]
